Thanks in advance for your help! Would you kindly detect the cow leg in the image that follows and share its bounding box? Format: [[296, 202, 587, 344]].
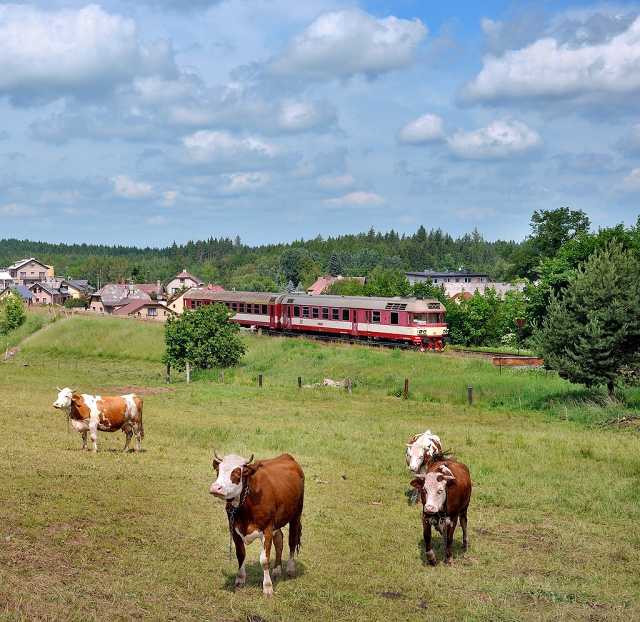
[[444, 516, 458, 565], [123, 429, 133, 452], [287, 515, 301, 577], [81, 431, 88, 450], [423, 517, 436, 566], [260, 528, 274, 597], [272, 529, 283, 579], [89, 422, 98, 452], [460, 509, 469, 551], [232, 530, 246, 589], [134, 422, 142, 452]]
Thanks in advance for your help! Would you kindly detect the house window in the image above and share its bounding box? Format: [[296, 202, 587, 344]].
[[331, 308, 339, 320], [39, 272, 45, 280], [342, 309, 350, 321], [20, 272, 26, 278], [293, 306, 300, 317], [372, 311, 380, 323], [302, 307, 310, 318], [433, 278, 438, 283], [261, 305, 268, 314], [322, 308, 329, 319], [464, 277, 471, 283], [390, 312, 399, 325], [147, 307, 157, 317]]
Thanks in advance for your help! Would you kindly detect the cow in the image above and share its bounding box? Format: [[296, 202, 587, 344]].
[[209, 452, 304, 597], [52, 387, 144, 452], [410, 459, 472, 565], [406, 429, 443, 474]]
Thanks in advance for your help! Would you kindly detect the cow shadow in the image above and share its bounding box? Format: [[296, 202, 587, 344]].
[[416, 535, 466, 566], [222, 560, 307, 592]]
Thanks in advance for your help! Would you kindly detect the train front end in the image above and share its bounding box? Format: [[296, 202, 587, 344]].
[[407, 299, 448, 351]]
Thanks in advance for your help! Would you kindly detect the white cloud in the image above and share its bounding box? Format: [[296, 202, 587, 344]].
[[465, 16, 640, 103], [399, 113, 445, 144], [447, 120, 541, 160], [325, 191, 385, 206], [0, 203, 36, 217], [183, 130, 279, 163], [271, 9, 427, 80], [317, 173, 355, 189], [222, 172, 270, 194], [113, 175, 154, 199], [162, 190, 178, 206], [277, 100, 336, 132], [0, 4, 175, 103], [146, 215, 169, 225], [623, 168, 640, 191]]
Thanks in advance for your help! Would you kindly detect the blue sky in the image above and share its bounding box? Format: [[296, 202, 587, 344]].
[[1, 0, 639, 246]]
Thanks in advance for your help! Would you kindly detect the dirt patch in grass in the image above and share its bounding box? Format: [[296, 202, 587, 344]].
[[99, 385, 175, 395]]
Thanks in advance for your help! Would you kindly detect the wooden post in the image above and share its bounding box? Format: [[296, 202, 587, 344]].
[[346, 378, 352, 394], [186, 361, 191, 384], [220, 370, 224, 383], [258, 374, 263, 388], [467, 385, 473, 406], [165, 362, 171, 383], [298, 376, 302, 389], [403, 378, 409, 400]]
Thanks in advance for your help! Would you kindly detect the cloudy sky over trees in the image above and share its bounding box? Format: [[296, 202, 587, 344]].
[[1, 0, 639, 244]]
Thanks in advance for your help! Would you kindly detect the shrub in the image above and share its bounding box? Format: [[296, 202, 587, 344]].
[[0, 293, 27, 334]]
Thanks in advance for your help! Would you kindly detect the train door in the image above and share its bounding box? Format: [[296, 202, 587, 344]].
[[283, 304, 292, 330], [351, 308, 359, 336]]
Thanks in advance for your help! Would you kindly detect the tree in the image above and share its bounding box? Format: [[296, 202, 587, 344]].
[[328, 252, 342, 276], [163, 303, 246, 371], [0, 293, 27, 334], [536, 243, 640, 394], [530, 207, 591, 258]]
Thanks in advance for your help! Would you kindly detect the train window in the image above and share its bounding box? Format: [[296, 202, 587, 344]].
[[332, 308, 339, 320], [254, 304, 261, 313], [293, 306, 300, 317], [312, 307, 319, 319], [239, 303, 245, 313], [322, 308, 329, 319], [372, 311, 380, 323], [342, 309, 349, 321], [231, 302, 237, 311], [413, 313, 427, 324], [302, 307, 310, 318], [390, 312, 399, 325], [262, 305, 268, 314]]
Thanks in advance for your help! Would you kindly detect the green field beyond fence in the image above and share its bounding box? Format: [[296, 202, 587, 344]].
[[1, 316, 639, 621]]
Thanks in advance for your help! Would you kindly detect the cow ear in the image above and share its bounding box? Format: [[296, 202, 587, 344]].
[[438, 465, 455, 482], [243, 463, 258, 477], [409, 476, 425, 490]]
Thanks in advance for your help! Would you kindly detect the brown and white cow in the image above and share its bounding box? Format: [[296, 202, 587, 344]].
[[410, 459, 472, 565], [406, 429, 443, 474], [210, 452, 304, 597], [52, 387, 144, 452]]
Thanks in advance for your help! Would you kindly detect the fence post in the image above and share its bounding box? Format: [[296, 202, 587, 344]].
[[467, 385, 473, 406], [220, 370, 224, 383], [298, 376, 302, 389], [346, 378, 352, 394], [258, 374, 263, 388], [165, 362, 171, 383], [403, 378, 409, 400], [186, 361, 191, 384]]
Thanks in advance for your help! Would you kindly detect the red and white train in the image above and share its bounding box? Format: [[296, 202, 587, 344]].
[[183, 290, 448, 350]]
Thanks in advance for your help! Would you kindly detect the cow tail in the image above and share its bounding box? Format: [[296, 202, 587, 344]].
[[137, 397, 144, 439], [296, 521, 302, 554]]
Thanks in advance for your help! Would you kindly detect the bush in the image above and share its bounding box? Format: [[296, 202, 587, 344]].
[[163, 303, 246, 371], [0, 293, 27, 335], [64, 296, 88, 309]]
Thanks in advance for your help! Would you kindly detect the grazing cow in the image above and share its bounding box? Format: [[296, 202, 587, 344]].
[[210, 452, 304, 597], [410, 459, 472, 565], [405, 430, 443, 474], [52, 387, 144, 452]]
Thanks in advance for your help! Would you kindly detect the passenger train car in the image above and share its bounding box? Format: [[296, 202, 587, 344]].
[[183, 290, 447, 350]]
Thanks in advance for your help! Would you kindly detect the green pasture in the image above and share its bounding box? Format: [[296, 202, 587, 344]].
[[1, 316, 639, 621]]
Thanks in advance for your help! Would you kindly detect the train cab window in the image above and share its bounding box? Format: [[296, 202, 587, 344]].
[[342, 309, 350, 321], [312, 307, 319, 319], [293, 306, 300, 317], [331, 308, 339, 320], [413, 313, 427, 324], [302, 307, 310, 318], [262, 305, 268, 314], [372, 311, 380, 323], [390, 312, 399, 325], [322, 308, 329, 320]]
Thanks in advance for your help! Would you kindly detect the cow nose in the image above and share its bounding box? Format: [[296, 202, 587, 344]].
[[424, 505, 437, 514], [210, 483, 223, 496]]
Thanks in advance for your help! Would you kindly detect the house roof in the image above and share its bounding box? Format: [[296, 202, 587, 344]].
[[172, 269, 203, 283], [2, 285, 33, 300], [406, 270, 489, 278], [307, 276, 337, 295], [7, 257, 50, 271], [0, 271, 12, 280], [136, 283, 163, 295], [113, 300, 175, 316], [67, 279, 91, 291], [29, 282, 60, 295], [96, 284, 151, 307]]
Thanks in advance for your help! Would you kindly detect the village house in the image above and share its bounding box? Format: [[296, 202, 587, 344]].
[[0, 285, 33, 304], [0, 270, 13, 291], [29, 281, 67, 305], [113, 300, 176, 322], [89, 283, 151, 314], [136, 281, 165, 300], [65, 279, 92, 299], [5, 258, 52, 287], [166, 269, 203, 295], [405, 270, 523, 298]]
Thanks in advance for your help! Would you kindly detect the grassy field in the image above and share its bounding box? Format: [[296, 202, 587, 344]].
[[1, 316, 639, 621]]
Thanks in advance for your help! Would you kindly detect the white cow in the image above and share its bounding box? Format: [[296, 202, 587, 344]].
[[405, 429, 443, 474]]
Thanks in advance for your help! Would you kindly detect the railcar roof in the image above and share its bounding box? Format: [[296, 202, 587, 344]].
[[184, 289, 278, 304], [283, 294, 445, 312]]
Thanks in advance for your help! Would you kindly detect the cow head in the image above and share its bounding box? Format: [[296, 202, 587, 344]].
[[209, 451, 255, 500], [53, 387, 74, 410], [410, 465, 455, 515], [405, 431, 440, 472]]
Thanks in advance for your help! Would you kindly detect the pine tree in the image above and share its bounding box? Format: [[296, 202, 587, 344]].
[[537, 243, 640, 394], [328, 252, 341, 276]]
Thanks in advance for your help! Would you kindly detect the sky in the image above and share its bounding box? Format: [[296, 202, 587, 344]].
[[1, 0, 640, 246]]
